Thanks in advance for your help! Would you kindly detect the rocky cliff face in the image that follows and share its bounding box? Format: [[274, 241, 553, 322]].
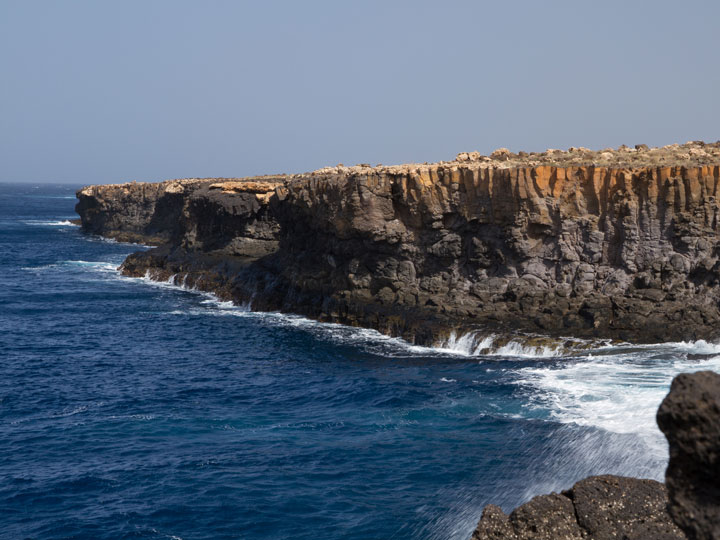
[[76, 141, 720, 345], [471, 370, 720, 540], [76, 177, 283, 251]]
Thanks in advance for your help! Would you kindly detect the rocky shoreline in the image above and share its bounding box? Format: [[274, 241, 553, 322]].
[[76, 141, 720, 346], [74, 143, 720, 538], [471, 370, 720, 540]]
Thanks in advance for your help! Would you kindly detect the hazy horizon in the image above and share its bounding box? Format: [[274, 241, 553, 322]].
[[2, 0, 719, 184]]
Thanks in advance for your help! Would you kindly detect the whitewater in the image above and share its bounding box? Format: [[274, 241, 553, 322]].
[[1, 182, 718, 540]]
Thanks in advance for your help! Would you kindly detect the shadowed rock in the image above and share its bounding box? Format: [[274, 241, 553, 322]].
[[658, 371, 720, 540]]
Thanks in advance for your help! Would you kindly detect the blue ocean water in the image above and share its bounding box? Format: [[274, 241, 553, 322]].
[[2, 182, 720, 540]]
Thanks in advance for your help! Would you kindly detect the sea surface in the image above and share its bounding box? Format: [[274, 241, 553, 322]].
[[2, 182, 719, 540]]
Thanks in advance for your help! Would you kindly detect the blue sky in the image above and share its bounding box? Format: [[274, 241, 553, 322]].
[[1, 0, 718, 184]]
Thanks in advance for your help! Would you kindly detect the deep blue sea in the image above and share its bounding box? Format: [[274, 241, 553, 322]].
[[2, 182, 720, 540]]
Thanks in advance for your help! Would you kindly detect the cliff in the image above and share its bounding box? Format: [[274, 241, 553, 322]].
[[471, 370, 720, 540], [76, 141, 720, 345]]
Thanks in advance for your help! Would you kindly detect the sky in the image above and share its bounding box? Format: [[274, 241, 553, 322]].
[[1, 0, 719, 184]]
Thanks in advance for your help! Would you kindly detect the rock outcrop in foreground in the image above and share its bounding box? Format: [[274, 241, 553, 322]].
[[472, 370, 720, 540], [76, 142, 720, 345], [658, 371, 720, 539], [472, 475, 683, 539]]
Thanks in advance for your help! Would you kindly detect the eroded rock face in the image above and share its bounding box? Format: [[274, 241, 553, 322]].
[[76, 141, 720, 344], [471, 476, 685, 540], [658, 371, 720, 540], [76, 179, 193, 244], [267, 159, 720, 342], [76, 177, 283, 254]]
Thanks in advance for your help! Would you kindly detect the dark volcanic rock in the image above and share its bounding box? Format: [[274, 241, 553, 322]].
[[75, 178, 282, 249], [471, 505, 515, 539], [75, 142, 720, 345], [471, 476, 683, 540], [471, 494, 583, 540], [569, 476, 684, 539], [658, 371, 720, 540], [508, 492, 583, 539]]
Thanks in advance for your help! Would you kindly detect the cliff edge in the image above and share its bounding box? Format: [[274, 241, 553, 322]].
[[76, 141, 720, 345]]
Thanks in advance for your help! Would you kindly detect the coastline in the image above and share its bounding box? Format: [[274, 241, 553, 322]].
[[69, 163, 720, 538], [77, 141, 720, 346]]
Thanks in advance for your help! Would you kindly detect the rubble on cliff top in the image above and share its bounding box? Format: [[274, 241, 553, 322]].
[[81, 141, 720, 193], [307, 141, 720, 177]]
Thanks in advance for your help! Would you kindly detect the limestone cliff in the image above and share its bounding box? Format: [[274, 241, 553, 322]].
[[76, 141, 720, 344]]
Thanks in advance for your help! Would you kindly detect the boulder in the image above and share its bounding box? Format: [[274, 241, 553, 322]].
[[471, 476, 683, 539], [657, 371, 720, 540]]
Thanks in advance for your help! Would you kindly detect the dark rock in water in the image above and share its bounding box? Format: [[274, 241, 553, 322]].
[[471, 475, 684, 540], [658, 371, 720, 540], [686, 354, 718, 362]]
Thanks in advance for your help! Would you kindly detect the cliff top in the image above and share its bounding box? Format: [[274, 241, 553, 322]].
[[80, 141, 720, 193], [315, 140, 720, 175]]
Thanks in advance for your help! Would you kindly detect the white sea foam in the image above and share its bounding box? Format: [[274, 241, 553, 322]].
[[121, 271, 253, 315], [20, 195, 77, 199], [438, 331, 565, 358], [53, 405, 89, 418], [438, 332, 494, 356], [64, 260, 118, 272], [86, 235, 151, 248], [515, 349, 720, 461], [22, 219, 78, 227], [83, 260, 720, 369], [663, 339, 720, 355], [595, 339, 720, 356], [491, 340, 562, 358], [66, 244, 720, 536], [67, 252, 589, 360], [24, 260, 119, 273], [77, 253, 720, 479], [21, 263, 59, 271]]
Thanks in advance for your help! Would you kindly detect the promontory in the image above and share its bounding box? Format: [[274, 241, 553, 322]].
[[76, 141, 720, 346]]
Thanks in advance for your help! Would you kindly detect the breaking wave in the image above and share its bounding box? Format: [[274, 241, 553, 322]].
[[80, 258, 720, 472], [515, 343, 720, 464], [437, 330, 602, 358], [22, 219, 78, 227]]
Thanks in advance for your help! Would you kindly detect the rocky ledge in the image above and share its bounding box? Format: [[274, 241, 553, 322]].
[[472, 370, 720, 540], [76, 141, 720, 345]]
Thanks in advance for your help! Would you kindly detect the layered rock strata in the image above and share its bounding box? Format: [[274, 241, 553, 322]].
[[472, 370, 720, 540], [76, 141, 720, 344]]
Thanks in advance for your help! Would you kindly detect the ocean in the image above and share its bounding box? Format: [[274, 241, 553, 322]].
[[2, 182, 718, 540]]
